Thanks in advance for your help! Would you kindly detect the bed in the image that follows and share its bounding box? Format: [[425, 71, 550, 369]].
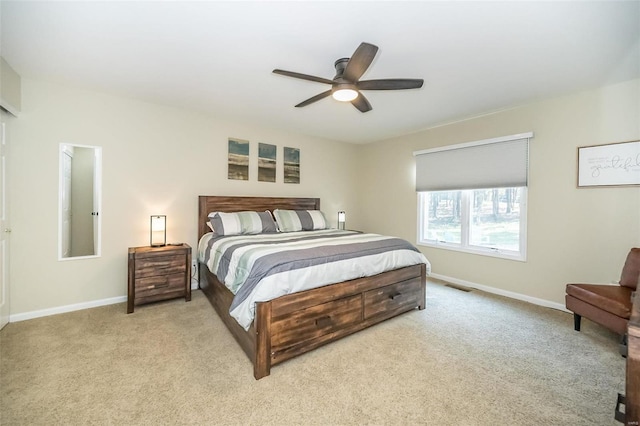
[[197, 195, 428, 379]]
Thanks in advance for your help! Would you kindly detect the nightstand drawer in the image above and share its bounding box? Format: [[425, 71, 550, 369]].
[[135, 255, 186, 278], [135, 273, 186, 299]]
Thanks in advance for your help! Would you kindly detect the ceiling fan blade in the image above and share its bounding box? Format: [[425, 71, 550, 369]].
[[351, 93, 372, 113], [357, 79, 424, 90], [343, 42, 378, 82], [295, 90, 332, 108], [273, 69, 334, 85]]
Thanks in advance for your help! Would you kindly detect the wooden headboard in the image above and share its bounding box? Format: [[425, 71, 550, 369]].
[[198, 196, 321, 240]]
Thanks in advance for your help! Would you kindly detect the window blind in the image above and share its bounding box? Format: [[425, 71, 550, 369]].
[[413, 133, 532, 192]]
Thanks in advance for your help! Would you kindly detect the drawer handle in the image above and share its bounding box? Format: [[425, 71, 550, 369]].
[[315, 316, 332, 327], [154, 282, 170, 289], [389, 292, 402, 300]]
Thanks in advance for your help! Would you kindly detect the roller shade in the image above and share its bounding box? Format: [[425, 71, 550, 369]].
[[414, 133, 532, 192]]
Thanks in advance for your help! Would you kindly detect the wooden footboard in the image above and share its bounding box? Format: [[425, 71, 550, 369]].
[[200, 261, 426, 379]]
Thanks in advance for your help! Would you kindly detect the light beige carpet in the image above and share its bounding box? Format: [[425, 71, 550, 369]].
[[0, 280, 625, 425]]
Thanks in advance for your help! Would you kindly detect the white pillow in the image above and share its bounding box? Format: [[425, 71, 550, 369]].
[[208, 211, 277, 236], [272, 209, 328, 232]]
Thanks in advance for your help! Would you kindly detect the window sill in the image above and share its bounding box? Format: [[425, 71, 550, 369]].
[[417, 241, 526, 262]]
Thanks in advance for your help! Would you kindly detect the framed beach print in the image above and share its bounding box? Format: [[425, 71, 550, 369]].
[[284, 147, 300, 184], [258, 143, 276, 182], [228, 138, 249, 180], [577, 140, 640, 187]]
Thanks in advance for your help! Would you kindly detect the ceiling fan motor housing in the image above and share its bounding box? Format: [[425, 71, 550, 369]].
[[332, 58, 357, 97], [333, 58, 350, 80]]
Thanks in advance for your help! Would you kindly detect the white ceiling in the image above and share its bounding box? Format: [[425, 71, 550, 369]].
[[2, 1, 639, 144]]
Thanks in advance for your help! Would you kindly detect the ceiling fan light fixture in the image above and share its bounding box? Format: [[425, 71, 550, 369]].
[[332, 87, 358, 102]]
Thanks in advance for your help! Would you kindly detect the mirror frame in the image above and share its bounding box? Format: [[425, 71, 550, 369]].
[[58, 143, 102, 261]]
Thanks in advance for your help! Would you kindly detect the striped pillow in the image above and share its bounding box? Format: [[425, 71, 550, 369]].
[[273, 209, 328, 232], [208, 211, 277, 237]]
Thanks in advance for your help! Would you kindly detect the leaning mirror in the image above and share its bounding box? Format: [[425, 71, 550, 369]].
[[58, 144, 102, 260]]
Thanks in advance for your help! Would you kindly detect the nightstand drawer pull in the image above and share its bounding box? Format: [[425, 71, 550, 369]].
[[154, 281, 170, 289], [389, 292, 402, 300]]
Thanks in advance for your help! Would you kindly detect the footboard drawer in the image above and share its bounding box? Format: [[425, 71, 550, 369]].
[[271, 294, 362, 351], [364, 278, 422, 320]]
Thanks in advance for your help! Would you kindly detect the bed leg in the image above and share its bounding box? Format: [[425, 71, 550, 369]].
[[418, 263, 427, 310], [254, 302, 272, 380]]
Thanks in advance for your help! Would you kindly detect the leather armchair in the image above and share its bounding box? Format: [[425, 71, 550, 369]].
[[566, 248, 639, 335]]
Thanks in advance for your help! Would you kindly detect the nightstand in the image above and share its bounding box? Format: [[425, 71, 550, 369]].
[[127, 244, 191, 313]]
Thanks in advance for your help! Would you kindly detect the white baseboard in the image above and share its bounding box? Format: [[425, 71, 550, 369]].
[[10, 282, 202, 323], [10, 295, 128, 323], [429, 273, 570, 313], [10, 274, 565, 323]]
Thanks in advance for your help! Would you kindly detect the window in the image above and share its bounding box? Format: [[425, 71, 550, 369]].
[[413, 132, 532, 261], [418, 188, 527, 260]]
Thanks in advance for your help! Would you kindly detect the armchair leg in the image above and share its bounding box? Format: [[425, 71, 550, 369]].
[[573, 313, 581, 331]]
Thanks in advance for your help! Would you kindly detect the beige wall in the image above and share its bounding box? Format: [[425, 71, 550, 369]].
[[0, 57, 22, 114], [357, 78, 640, 306], [9, 79, 359, 316], [9, 77, 639, 317]]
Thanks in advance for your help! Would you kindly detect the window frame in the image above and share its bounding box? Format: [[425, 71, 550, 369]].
[[417, 188, 527, 262]]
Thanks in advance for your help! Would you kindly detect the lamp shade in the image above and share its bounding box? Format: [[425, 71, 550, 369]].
[[150, 215, 166, 247], [338, 211, 346, 230]]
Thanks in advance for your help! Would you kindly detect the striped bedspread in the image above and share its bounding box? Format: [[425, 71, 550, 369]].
[[198, 229, 430, 330]]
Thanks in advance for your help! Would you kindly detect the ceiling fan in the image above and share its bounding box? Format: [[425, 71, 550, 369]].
[[273, 42, 424, 113]]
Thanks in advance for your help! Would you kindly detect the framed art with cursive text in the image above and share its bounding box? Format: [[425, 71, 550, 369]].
[[577, 140, 640, 187]]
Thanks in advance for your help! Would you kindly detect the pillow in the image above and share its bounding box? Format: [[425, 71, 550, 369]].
[[272, 209, 328, 232], [208, 211, 277, 237]]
